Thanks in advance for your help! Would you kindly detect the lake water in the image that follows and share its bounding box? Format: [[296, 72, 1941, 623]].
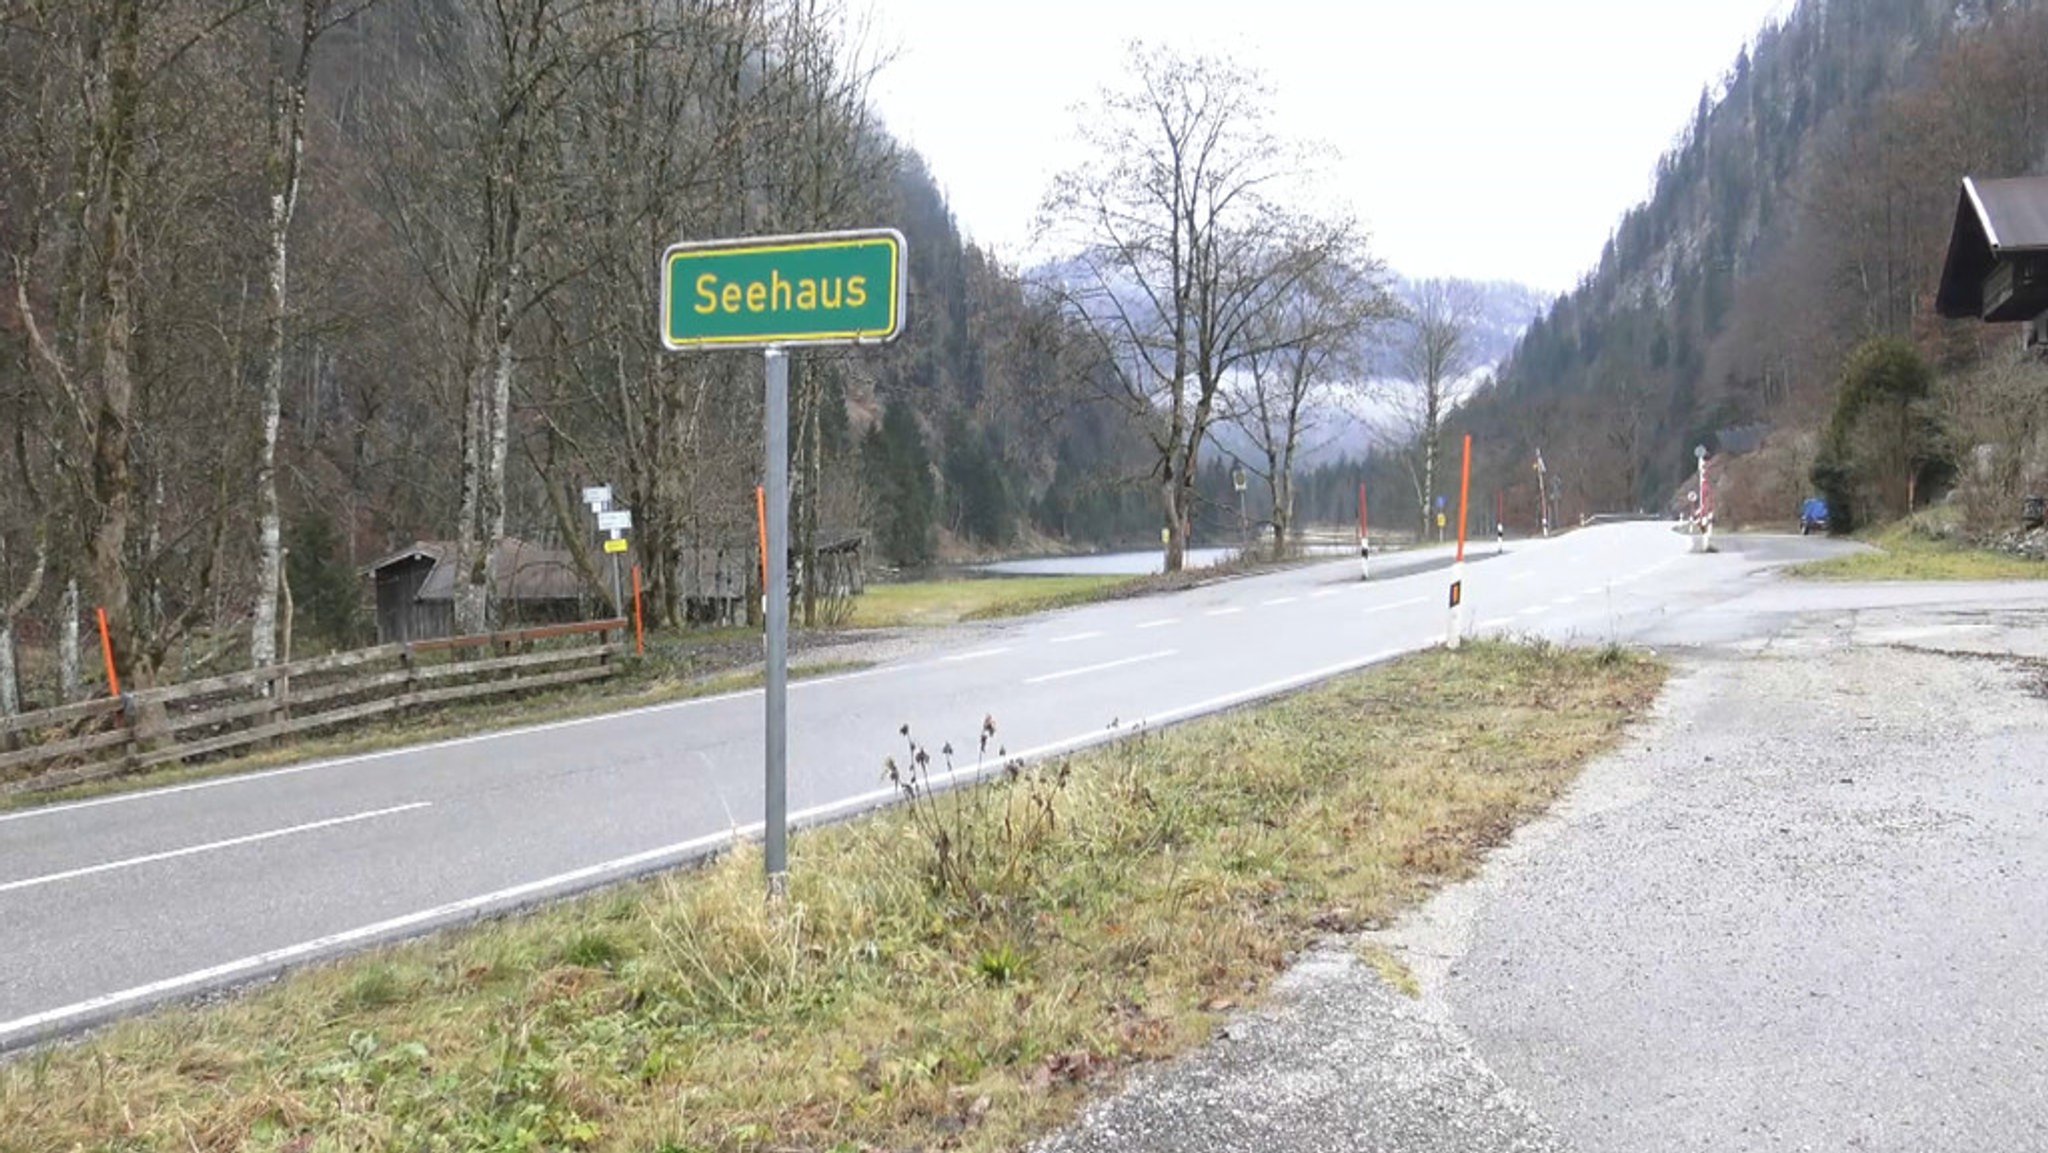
[[974, 547, 1237, 577], [975, 544, 1349, 577]]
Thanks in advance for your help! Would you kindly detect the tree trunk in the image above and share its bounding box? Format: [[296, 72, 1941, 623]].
[[1421, 418, 1439, 538], [0, 534, 48, 719], [279, 547, 295, 664], [59, 580, 80, 703], [0, 622, 17, 721], [1162, 478, 1185, 571], [1272, 470, 1293, 561], [251, 0, 318, 669], [801, 361, 821, 627], [89, 0, 145, 688], [454, 345, 489, 634]]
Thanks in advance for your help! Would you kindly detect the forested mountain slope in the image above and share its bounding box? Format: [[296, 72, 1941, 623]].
[[1456, 0, 2048, 525]]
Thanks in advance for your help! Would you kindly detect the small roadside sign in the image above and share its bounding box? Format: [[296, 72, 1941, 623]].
[[582, 485, 612, 507], [604, 538, 629, 555], [598, 510, 633, 531]]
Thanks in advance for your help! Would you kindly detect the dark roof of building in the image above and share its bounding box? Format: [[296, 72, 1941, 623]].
[[367, 539, 589, 602], [1936, 176, 2048, 319]]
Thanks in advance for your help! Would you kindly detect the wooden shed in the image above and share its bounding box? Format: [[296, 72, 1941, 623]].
[[368, 539, 594, 643], [672, 532, 866, 625]]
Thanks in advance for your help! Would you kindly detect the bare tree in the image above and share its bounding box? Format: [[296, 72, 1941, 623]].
[[1039, 44, 1318, 572], [1220, 224, 1391, 558], [1377, 279, 1481, 535], [251, 0, 374, 668]]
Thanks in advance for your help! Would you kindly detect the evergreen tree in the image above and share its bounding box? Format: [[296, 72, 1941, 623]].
[[864, 402, 937, 567]]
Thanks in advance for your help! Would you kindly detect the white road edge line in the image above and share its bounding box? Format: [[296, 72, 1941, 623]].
[[0, 639, 1430, 1049], [1024, 650, 1176, 685], [1204, 607, 1243, 617], [1135, 618, 1180, 630], [1310, 588, 1344, 599], [1048, 631, 1102, 645], [0, 803, 432, 896], [939, 647, 1012, 664]]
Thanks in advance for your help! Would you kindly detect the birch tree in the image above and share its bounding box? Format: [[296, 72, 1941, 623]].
[[251, 0, 373, 668], [1381, 279, 1480, 535]]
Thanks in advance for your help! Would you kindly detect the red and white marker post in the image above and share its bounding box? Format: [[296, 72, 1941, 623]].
[[1448, 434, 1473, 649]]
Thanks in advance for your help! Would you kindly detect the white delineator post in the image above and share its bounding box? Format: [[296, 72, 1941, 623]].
[[1447, 560, 1466, 649], [1692, 444, 1709, 554], [1358, 481, 1370, 581]]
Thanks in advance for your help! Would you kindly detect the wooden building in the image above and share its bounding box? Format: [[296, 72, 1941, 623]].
[[368, 539, 595, 643], [673, 532, 866, 625]]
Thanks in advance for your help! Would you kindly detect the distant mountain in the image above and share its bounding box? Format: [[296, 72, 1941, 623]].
[[1366, 277, 1551, 378]]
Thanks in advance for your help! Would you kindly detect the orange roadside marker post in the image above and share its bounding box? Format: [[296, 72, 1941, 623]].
[[96, 606, 121, 697], [1448, 434, 1473, 649], [755, 484, 769, 617]]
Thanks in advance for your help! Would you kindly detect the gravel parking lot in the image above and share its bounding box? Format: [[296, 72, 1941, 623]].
[[1043, 583, 2048, 1153]]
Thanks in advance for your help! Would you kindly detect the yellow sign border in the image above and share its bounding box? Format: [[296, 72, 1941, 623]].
[[660, 229, 905, 351]]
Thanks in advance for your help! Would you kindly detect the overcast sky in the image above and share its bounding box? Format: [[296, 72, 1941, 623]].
[[857, 0, 1796, 294]]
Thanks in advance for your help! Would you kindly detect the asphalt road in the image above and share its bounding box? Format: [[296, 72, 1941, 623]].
[[0, 522, 1813, 1050]]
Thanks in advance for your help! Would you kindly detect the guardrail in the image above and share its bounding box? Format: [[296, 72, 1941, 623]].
[[0, 619, 627, 796]]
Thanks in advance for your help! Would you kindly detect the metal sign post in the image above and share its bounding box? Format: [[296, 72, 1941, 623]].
[[597, 508, 633, 611], [762, 347, 790, 892], [659, 228, 906, 897]]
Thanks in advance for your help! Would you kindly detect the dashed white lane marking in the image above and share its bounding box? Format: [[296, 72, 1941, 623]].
[[1136, 618, 1181, 630], [1364, 595, 1430, 614], [0, 803, 432, 896], [1049, 631, 1103, 645], [1311, 587, 1345, 599], [1205, 607, 1243, 617], [940, 647, 1012, 663], [1024, 650, 1177, 686], [1261, 596, 1299, 607], [1580, 586, 1605, 597]]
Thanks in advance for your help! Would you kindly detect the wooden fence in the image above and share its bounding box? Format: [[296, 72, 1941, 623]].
[[0, 619, 628, 796]]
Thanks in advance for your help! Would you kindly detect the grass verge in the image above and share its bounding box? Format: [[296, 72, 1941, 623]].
[[1790, 523, 2048, 581], [845, 575, 1134, 627], [0, 640, 1664, 1153]]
